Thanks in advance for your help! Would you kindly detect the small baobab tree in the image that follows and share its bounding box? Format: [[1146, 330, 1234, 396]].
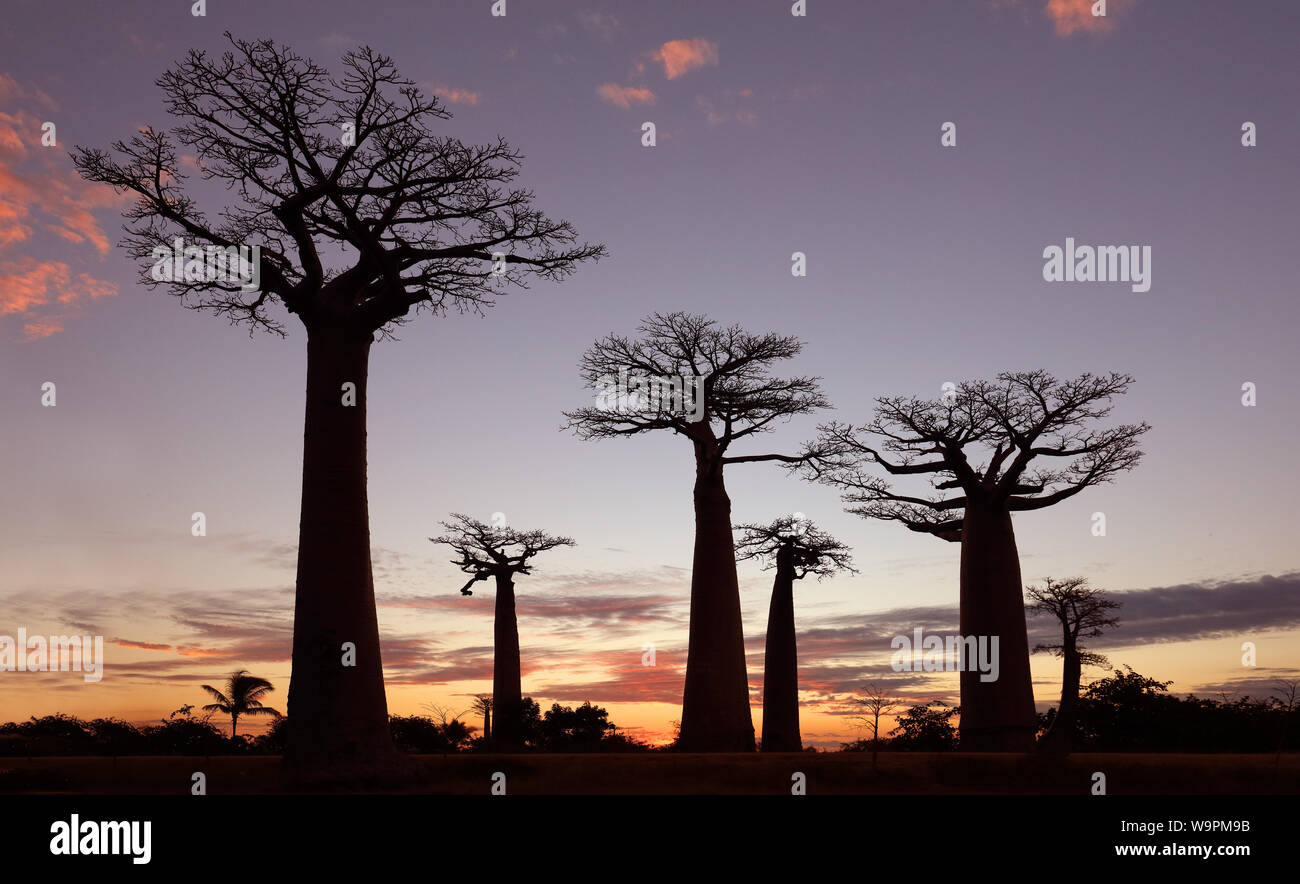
[[200, 669, 281, 740], [851, 683, 904, 769], [796, 371, 1149, 751], [431, 514, 574, 750], [564, 312, 831, 751], [734, 515, 854, 752], [72, 34, 602, 776], [471, 694, 492, 744], [1025, 576, 1121, 754]]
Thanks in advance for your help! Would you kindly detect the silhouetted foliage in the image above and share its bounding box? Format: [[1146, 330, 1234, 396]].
[[389, 714, 475, 753], [887, 703, 960, 751], [1036, 666, 1300, 752]]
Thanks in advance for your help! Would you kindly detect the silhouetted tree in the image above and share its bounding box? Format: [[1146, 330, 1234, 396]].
[[73, 34, 602, 776], [797, 371, 1148, 751], [888, 702, 960, 751], [1075, 666, 1173, 750], [471, 694, 492, 744], [201, 669, 281, 739], [735, 516, 854, 752], [432, 515, 574, 750], [1026, 576, 1121, 754], [565, 313, 830, 751], [850, 683, 903, 768]]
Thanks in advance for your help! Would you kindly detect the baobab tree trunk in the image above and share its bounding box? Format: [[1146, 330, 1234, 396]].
[[957, 500, 1037, 751], [679, 462, 756, 752], [286, 324, 397, 773], [761, 551, 801, 752], [492, 572, 524, 750], [1041, 639, 1081, 753]]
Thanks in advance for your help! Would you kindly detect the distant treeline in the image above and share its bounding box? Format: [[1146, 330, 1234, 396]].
[[0, 698, 649, 756], [841, 668, 1300, 753]]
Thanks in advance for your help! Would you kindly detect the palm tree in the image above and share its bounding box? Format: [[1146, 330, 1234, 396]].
[[201, 670, 281, 739]]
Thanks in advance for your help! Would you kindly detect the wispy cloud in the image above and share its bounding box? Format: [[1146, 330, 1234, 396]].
[[424, 84, 480, 106], [597, 83, 656, 108]]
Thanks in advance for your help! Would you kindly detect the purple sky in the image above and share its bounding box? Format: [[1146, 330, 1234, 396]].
[[2, 0, 1298, 745]]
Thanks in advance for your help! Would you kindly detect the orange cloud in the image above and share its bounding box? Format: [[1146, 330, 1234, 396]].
[[597, 83, 657, 108], [1045, 0, 1116, 36], [0, 258, 118, 341], [175, 646, 238, 659], [0, 258, 69, 314], [650, 38, 719, 79]]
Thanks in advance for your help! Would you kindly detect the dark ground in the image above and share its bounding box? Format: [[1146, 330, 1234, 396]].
[[2, 752, 1297, 794]]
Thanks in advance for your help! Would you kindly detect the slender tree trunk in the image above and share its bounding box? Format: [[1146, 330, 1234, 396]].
[[483, 706, 491, 743], [957, 499, 1037, 751], [286, 324, 396, 772], [492, 572, 523, 751], [679, 460, 756, 752], [761, 550, 801, 752], [1041, 640, 1081, 753], [231, 714, 238, 740]]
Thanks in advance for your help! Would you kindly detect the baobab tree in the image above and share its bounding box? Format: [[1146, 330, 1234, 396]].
[[564, 313, 830, 751], [72, 35, 602, 775], [1026, 576, 1121, 754], [200, 669, 281, 740], [471, 694, 492, 744], [734, 516, 854, 752], [797, 371, 1148, 751], [431, 514, 574, 750]]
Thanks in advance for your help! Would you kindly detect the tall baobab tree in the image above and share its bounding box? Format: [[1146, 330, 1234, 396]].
[[734, 516, 854, 752], [564, 313, 830, 751], [1026, 576, 1121, 754], [200, 669, 281, 740], [796, 371, 1148, 751], [431, 514, 574, 750], [72, 35, 602, 775]]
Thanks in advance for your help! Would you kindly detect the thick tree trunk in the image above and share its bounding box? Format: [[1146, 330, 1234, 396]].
[[492, 572, 523, 751], [1041, 640, 1081, 753], [286, 325, 397, 773], [761, 552, 801, 752], [679, 464, 756, 752], [957, 500, 1037, 751]]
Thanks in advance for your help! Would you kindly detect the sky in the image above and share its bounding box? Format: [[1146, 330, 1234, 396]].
[[1, 0, 1298, 748]]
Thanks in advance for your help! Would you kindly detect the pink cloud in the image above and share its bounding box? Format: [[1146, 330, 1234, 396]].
[[425, 84, 480, 105], [597, 83, 657, 108], [651, 38, 719, 80], [22, 317, 64, 340]]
